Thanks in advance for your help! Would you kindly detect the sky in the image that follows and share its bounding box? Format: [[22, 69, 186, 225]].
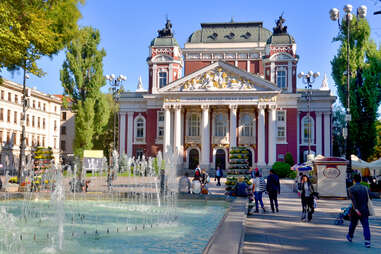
[[2, 0, 381, 107]]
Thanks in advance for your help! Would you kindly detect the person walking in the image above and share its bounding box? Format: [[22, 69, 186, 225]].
[[266, 169, 280, 213], [215, 166, 223, 186], [253, 171, 266, 213], [346, 174, 372, 248], [299, 175, 315, 222], [178, 172, 191, 193]]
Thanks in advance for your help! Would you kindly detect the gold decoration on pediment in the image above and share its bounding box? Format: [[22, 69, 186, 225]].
[[259, 96, 276, 102], [184, 143, 201, 151]]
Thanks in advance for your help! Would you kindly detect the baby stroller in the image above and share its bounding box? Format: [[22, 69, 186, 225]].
[[334, 204, 352, 225]]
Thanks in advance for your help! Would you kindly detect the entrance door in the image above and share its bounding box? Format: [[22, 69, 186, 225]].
[[215, 149, 226, 170], [189, 149, 199, 170]]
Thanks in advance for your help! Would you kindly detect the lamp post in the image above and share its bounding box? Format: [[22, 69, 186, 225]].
[[329, 4, 367, 175], [298, 71, 320, 160], [17, 68, 30, 184], [105, 74, 126, 153]]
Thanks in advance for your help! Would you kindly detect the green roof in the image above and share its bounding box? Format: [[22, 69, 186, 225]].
[[187, 22, 272, 44], [150, 37, 180, 47], [266, 33, 295, 44]]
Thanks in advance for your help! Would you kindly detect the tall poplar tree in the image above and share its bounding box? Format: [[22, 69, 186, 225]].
[[331, 17, 381, 160], [60, 26, 109, 157], [0, 0, 84, 76]]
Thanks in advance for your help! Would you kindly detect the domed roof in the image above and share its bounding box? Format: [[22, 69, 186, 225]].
[[150, 37, 179, 47], [187, 22, 272, 44], [266, 33, 295, 45]]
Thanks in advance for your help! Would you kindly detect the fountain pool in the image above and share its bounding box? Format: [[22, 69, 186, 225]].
[[0, 199, 228, 254]]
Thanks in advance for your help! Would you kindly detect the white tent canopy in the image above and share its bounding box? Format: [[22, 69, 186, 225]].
[[369, 158, 381, 170], [351, 155, 371, 169]]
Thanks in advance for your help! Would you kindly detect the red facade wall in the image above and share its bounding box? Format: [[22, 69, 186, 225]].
[[237, 61, 247, 72], [184, 61, 211, 75]]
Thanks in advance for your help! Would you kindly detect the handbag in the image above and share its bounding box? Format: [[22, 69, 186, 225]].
[[367, 192, 375, 216]]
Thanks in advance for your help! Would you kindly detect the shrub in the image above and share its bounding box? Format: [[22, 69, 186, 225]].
[[288, 170, 297, 179], [272, 162, 291, 178], [284, 152, 294, 167]]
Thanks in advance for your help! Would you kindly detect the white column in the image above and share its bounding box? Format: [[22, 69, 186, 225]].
[[201, 105, 210, 169], [229, 105, 237, 147], [163, 105, 172, 160], [119, 113, 126, 155], [324, 112, 331, 157], [174, 105, 182, 164], [247, 60, 250, 72], [316, 112, 323, 156], [257, 105, 266, 166], [126, 112, 134, 157], [268, 106, 277, 166], [297, 111, 300, 163]]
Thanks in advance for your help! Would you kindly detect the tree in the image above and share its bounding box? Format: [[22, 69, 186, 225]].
[[73, 98, 95, 157], [331, 17, 381, 160], [284, 152, 294, 167], [370, 120, 381, 161], [332, 104, 346, 157], [60, 26, 108, 157], [0, 0, 84, 76]]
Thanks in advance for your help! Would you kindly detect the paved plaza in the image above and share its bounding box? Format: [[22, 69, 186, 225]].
[[242, 192, 381, 254]]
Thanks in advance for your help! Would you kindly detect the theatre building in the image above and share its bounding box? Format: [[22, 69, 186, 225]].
[[118, 17, 335, 172]]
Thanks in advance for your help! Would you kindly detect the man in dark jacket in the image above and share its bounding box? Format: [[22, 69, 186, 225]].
[[266, 169, 280, 213], [346, 174, 371, 248]]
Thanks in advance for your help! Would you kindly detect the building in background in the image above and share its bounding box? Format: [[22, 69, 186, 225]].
[[0, 79, 61, 174], [118, 17, 336, 174], [54, 95, 75, 165]]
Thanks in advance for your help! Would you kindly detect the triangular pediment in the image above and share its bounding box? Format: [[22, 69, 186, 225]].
[[158, 61, 280, 93]]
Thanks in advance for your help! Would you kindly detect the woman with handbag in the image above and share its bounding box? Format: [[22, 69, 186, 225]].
[[299, 175, 315, 222]]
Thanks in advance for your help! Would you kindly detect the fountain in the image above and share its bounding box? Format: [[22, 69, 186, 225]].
[[0, 150, 228, 254]]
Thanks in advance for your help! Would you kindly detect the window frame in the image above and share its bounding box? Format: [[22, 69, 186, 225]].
[[239, 113, 254, 137], [158, 71, 167, 88], [276, 68, 287, 89], [214, 112, 227, 137], [187, 113, 200, 137], [302, 116, 315, 145], [134, 115, 146, 144]]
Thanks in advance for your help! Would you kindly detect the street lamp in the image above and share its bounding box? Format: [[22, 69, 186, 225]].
[[18, 69, 30, 184], [105, 74, 126, 153], [298, 71, 320, 160], [329, 4, 367, 175]]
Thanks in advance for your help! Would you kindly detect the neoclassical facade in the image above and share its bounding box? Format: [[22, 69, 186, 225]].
[[118, 18, 335, 172]]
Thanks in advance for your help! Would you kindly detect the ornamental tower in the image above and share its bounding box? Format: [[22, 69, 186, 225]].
[[263, 15, 298, 93], [147, 19, 183, 94]]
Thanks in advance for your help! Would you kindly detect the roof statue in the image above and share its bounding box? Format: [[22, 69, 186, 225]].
[[273, 14, 288, 34], [157, 19, 173, 38], [136, 76, 146, 92], [320, 73, 330, 91]]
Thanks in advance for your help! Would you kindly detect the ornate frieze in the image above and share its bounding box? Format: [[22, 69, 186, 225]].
[[170, 67, 260, 92]]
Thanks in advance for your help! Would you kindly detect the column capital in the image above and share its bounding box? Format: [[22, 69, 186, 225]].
[[201, 104, 210, 111], [127, 111, 134, 117], [258, 104, 266, 110], [163, 104, 171, 110], [173, 104, 182, 110], [269, 104, 277, 110], [316, 111, 323, 116], [229, 104, 238, 113]]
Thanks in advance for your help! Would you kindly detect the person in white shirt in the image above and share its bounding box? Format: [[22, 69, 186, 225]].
[[178, 172, 191, 193], [253, 171, 267, 213]]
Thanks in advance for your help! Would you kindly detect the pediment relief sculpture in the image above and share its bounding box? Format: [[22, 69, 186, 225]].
[[171, 68, 260, 92]]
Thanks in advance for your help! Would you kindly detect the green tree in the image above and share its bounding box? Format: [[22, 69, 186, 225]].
[[73, 98, 95, 157], [332, 104, 346, 157], [284, 152, 294, 167], [370, 120, 381, 161], [60, 26, 108, 157], [331, 17, 381, 160], [0, 0, 84, 76]]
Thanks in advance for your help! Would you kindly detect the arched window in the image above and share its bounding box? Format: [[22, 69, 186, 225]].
[[239, 113, 254, 136], [134, 116, 146, 143], [215, 113, 227, 137], [302, 116, 314, 144], [187, 113, 200, 136]]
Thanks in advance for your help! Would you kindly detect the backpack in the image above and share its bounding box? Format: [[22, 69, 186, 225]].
[[195, 169, 201, 177]]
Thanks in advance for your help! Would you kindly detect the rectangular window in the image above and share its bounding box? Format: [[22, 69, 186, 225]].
[[43, 118, 46, 129], [43, 103, 46, 111], [62, 112, 67, 121], [54, 120, 57, 131], [159, 72, 167, 88], [156, 111, 164, 139], [32, 116, 35, 127], [1, 90, 4, 100], [26, 115, 30, 127], [0, 131, 3, 143], [136, 148, 144, 159], [42, 137, 45, 147], [277, 70, 287, 89], [14, 111, 17, 124], [277, 111, 285, 122], [7, 110, 11, 122], [158, 127, 164, 137], [15, 95, 18, 104], [13, 132, 17, 145], [61, 126, 66, 135], [277, 127, 286, 138], [33, 100, 35, 108], [0, 108, 3, 121], [6, 132, 10, 143], [26, 136, 29, 146], [158, 111, 164, 122], [61, 140, 66, 151], [8, 92, 11, 102], [38, 102, 41, 109], [37, 117, 40, 128], [54, 106, 57, 112], [54, 138, 57, 149]]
